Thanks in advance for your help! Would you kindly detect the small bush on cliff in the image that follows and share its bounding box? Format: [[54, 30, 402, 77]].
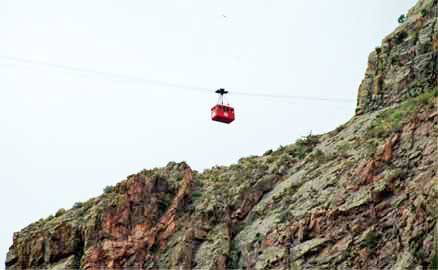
[[191, 190, 203, 201], [336, 142, 352, 158], [301, 133, 320, 147], [432, 255, 438, 270], [158, 200, 169, 214], [363, 231, 380, 250], [103, 185, 114, 194], [398, 14, 407, 24], [263, 149, 273, 156], [295, 144, 308, 160], [366, 90, 436, 138], [420, 9, 428, 17], [410, 240, 428, 262], [254, 232, 263, 244], [72, 202, 83, 209], [55, 208, 66, 217], [293, 133, 320, 160], [394, 31, 408, 44], [309, 149, 327, 163]]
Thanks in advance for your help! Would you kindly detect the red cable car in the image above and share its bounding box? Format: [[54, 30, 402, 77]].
[[211, 88, 235, 124]]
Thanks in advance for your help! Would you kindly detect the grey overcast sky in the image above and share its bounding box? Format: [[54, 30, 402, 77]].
[[0, 0, 416, 267]]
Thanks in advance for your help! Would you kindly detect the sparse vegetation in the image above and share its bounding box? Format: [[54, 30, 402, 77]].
[[263, 149, 273, 156], [72, 202, 83, 209], [309, 149, 328, 163], [55, 208, 66, 217], [292, 133, 320, 160], [432, 254, 438, 270], [191, 190, 203, 201], [103, 185, 114, 194], [366, 89, 437, 138], [363, 140, 377, 158], [254, 232, 263, 244], [390, 55, 401, 66], [363, 231, 380, 250], [420, 9, 428, 17], [158, 200, 169, 214], [394, 30, 408, 44], [277, 210, 291, 224], [398, 14, 407, 24], [336, 142, 352, 158]]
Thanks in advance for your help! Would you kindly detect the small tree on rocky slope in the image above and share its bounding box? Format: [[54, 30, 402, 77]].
[[398, 14, 407, 23]]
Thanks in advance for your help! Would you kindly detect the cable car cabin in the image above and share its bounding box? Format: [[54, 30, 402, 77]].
[[211, 104, 235, 124]]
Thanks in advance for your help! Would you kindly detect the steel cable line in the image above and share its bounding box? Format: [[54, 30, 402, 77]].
[[0, 55, 355, 103], [0, 55, 211, 93], [231, 91, 353, 103]]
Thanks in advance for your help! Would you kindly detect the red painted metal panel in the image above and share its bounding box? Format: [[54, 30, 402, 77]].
[[211, 104, 235, 124]]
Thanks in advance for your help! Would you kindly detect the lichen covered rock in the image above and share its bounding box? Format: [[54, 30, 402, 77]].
[[5, 0, 438, 269], [356, 0, 437, 115]]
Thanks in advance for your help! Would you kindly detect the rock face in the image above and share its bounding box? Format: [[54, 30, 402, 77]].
[[5, 0, 438, 269], [356, 0, 437, 115]]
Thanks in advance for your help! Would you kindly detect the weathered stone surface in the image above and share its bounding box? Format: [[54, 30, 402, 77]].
[[5, 1, 438, 269], [292, 238, 329, 261], [193, 224, 230, 270], [254, 246, 286, 270], [392, 250, 416, 270], [356, 0, 437, 115], [48, 255, 77, 270]]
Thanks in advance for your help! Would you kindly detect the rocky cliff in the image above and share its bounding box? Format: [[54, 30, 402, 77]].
[[5, 0, 438, 269], [356, 0, 437, 115]]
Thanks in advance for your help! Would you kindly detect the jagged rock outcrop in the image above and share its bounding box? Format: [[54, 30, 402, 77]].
[[356, 0, 437, 115], [5, 0, 438, 269], [6, 163, 194, 270]]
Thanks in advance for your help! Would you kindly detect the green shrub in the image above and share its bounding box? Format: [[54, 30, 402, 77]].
[[398, 14, 407, 24], [158, 200, 169, 213], [277, 211, 291, 224], [295, 143, 309, 160], [291, 134, 320, 160], [390, 55, 401, 66], [191, 190, 203, 201], [263, 149, 273, 156], [309, 149, 330, 163], [254, 232, 263, 244], [432, 254, 438, 270], [276, 145, 286, 153], [72, 202, 83, 209], [298, 133, 320, 147], [363, 231, 380, 250], [55, 208, 66, 217], [394, 31, 408, 44], [103, 185, 114, 194], [410, 240, 428, 261], [421, 9, 428, 17]]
